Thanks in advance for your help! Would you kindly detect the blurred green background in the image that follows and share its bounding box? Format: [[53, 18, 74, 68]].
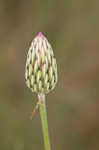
[[0, 0, 99, 150]]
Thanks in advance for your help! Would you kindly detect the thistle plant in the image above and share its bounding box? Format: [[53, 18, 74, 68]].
[[25, 32, 58, 150]]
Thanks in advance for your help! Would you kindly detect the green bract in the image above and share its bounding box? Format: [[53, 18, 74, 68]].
[[25, 32, 58, 94]]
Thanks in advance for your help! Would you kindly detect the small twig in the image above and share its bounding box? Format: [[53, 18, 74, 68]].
[[30, 97, 43, 119]]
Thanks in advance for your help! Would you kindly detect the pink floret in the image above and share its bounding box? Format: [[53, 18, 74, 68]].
[[37, 32, 44, 37]]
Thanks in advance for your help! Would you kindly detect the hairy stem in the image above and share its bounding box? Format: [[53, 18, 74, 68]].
[[38, 93, 51, 150]]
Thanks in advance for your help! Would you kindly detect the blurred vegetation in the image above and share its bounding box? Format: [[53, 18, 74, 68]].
[[0, 0, 99, 150]]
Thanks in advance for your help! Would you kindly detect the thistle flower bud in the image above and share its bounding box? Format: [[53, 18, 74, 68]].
[[25, 32, 58, 94]]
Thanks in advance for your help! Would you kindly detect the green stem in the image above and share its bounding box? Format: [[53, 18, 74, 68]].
[[38, 93, 51, 150]]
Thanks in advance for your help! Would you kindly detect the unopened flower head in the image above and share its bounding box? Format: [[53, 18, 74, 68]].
[[25, 32, 58, 94]]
